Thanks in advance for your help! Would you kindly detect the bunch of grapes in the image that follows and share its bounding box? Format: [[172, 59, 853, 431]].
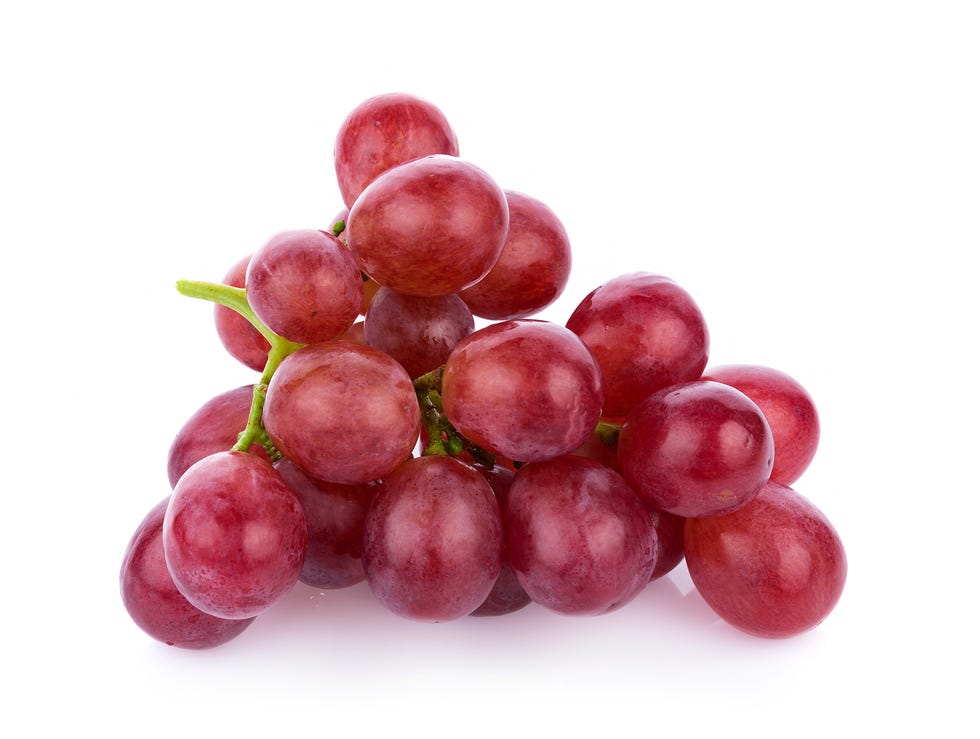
[[120, 93, 847, 649]]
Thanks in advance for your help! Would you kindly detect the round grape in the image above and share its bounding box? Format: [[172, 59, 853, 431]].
[[163, 451, 307, 619], [684, 481, 847, 638]]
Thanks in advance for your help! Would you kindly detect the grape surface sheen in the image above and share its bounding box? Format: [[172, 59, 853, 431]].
[[362, 456, 503, 621]]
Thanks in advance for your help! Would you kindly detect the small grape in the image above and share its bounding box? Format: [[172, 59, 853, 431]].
[[702, 364, 820, 485], [334, 92, 459, 208]]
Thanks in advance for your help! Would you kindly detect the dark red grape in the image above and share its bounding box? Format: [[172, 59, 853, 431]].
[[362, 455, 503, 621], [213, 254, 270, 372], [245, 229, 362, 345], [702, 364, 820, 485], [566, 273, 709, 418], [363, 287, 474, 379], [166, 385, 268, 488], [648, 507, 686, 581], [263, 342, 420, 484], [469, 464, 531, 617], [459, 190, 572, 320], [347, 154, 509, 297], [120, 497, 255, 648], [442, 320, 603, 463], [275, 458, 376, 590], [334, 92, 459, 208], [618, 381, 774, 518], [504, 455, 658, 616], [163, 451, 307, 619], [684, 481, 847, 638]]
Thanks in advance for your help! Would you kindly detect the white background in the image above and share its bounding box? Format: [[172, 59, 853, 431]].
[[2, 1, 978, 736]]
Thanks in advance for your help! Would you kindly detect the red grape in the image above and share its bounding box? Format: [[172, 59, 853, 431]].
[[702, 364, 820, 485], [648, 507, 686, 581], [347, 154, 509, 297], [275, 458, 376, 590], [618, 381, 774, 518], [166, 385, 268, 488], [442, 320, 603, 463], [684, 481, 847, 638], [362, 455, 503, 621], [566, 273, 709, 418], [213, 254, 270, 372], [459, 190, 572, 320], [363, 287, 474, 379], [469, 464, 531, 617], [263, 342, 420, 484], [334, 92, 459, 208], [504, 455, 658, 615], [163, 451, 307, 619], [120, 497, 255, 648], [245, 229, 362, 345]]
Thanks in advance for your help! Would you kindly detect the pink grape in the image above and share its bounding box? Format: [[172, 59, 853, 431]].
[[566, 272, 709, 418], [362, 455, 503, 621], [163, 451, 307, 619], [213, 254, 270, 372], [504, 455, 658, 615], [442, 320, 603, 463], [263, 342, 421, 485], [166, 385, 268, 488], [459, 190, 572, 320], [120, 497, 255, 648], [245, 229, 362, 345], [363, 287, 474, 379], [618, 381, 774, 518], [334, 92, 459, 208], [702, 364, 820, 485], [684, 481, 847, 638], [347, 154, 509, 297], [275, 458, 376, 590]]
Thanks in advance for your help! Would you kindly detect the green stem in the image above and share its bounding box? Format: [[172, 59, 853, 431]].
[[412, 366, 496, 467], [594, 420, 622, 446], [175, 278, 303, 457]]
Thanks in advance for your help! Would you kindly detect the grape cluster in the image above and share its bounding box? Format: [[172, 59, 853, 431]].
[[120, 93, 847, 649]]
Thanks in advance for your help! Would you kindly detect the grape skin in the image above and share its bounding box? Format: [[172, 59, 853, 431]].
[[566, 272, 709, 418], [275, 458, 376, 590], [120, 497, 255, 649], [334, 92, 459, 208], [213, 254, 270, 372], [702, 364, 820, 485], [163, 451, 307, 620], [263, 342, 421, 485], [618, 380, 774, 518], [363, 287, 475, 379], [504, 455, 658, 616], [684, 481, 847, 638], [347, 155, 509, 297], [469, 464, 531, 617], [459, 190, 572, 320], [246, 229, 362, 345], [166, 385, 268, 488], [442, 320, 603, 463], [362, 456, 503, 622]]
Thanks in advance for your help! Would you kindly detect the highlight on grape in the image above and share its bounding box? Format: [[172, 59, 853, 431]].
[[120, 92, 846, 650]]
